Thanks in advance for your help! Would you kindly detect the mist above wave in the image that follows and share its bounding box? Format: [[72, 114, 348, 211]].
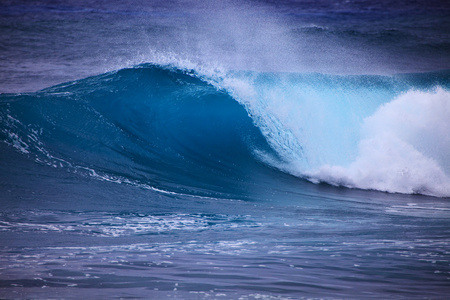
[[2, 0, 449, 93]]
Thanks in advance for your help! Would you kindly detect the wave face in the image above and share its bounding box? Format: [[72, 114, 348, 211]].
[[0, 64, 280, 199], [1, 64, 450, 197]]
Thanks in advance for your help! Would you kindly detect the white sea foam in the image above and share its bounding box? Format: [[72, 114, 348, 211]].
[[309, 88, 450, 197]]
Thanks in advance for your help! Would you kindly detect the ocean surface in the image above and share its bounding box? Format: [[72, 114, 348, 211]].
[[1, 0, 450, 299]]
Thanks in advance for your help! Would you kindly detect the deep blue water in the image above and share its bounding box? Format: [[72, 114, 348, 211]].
[[1, 1, 450, 299]]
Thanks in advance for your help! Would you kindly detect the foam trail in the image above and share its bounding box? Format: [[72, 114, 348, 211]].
[[310, 88, 450, 197]]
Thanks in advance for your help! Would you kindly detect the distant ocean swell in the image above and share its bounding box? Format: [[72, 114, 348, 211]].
[[1, 63, 449, 197]]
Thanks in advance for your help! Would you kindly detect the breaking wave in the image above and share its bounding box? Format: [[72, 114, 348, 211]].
[[1, 63, 449, 197]]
